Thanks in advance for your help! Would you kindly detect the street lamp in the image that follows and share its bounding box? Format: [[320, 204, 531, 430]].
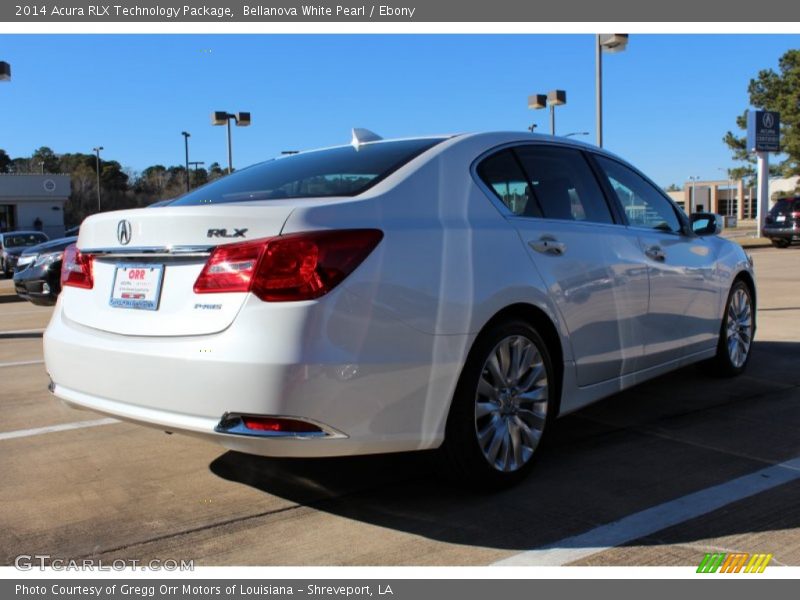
[[211, 111, 251, 174], [528, 90, 566, 135], [93, 146, 104, 212], [718, 168, 734, 217], [564, 131, 590, 138], [596, 34, 629, 148], [688, 175, 701, 213], [527, 123, 538, 133], [0, 61, 10, 82], [181, 131, 191, 192]]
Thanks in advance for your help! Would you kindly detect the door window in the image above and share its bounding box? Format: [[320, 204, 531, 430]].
[[515, 146, 614, 224], [595, 156, 682, 233], [476, 149, 541, 217]]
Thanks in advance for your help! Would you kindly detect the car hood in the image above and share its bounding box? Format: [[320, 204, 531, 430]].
[[20, 237, 78, 257], [2, 247, 26, 257]]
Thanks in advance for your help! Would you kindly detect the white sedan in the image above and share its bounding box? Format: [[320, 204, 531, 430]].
[[44, 131, 756, 487]]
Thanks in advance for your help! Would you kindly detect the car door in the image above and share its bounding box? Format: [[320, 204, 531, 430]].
[[592, 155, 721, 366], [476, 144, 649, 387]]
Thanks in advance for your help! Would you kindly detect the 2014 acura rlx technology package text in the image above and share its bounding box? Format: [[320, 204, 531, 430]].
[[44, 131, 756, 487]]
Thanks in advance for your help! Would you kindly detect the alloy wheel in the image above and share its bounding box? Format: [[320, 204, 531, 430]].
[[726, 286, 753, 369], [474, 335, 548, 472]]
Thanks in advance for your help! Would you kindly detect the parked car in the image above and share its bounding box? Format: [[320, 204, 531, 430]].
[[44, 131, 756, 488], [13, 236, 78, 305], [0, 231, 49, 277], [763, 196, 800, 248]]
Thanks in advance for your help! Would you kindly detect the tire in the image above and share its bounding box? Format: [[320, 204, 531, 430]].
[[440, 319, 555, 489], [771, 239, 790, 248], [711, 280, 755, 377]]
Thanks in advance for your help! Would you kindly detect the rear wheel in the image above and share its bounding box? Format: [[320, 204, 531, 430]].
[[712, 280, 754, 376], [440, 320, 554, 489], [771, 238, 791, 248]]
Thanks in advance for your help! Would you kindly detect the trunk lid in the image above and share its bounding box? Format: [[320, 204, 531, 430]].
[[63, 204, 295, 336]]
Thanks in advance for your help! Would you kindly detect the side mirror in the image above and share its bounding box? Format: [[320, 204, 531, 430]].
[[690, 212, 722, 236]]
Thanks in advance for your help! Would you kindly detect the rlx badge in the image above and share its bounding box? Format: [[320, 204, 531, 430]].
[[207, 228, 248, 239]]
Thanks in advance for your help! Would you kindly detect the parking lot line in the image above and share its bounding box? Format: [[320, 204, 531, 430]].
[[0, 359, 44, 369], [0, 417, 119, 441], [493, 455, 800, 566]]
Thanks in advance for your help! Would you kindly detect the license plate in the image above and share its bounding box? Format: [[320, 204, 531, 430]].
[[109, 263, 164, 311], [776, 215, 786, 222]]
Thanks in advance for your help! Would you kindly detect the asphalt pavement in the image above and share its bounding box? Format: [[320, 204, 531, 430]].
[[1, 246, 798, 566]]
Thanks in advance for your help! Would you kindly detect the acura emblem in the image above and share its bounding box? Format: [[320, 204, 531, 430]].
[[117, 220, 132, 245]]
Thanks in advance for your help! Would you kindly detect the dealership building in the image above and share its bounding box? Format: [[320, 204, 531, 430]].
[[0, 174, 68, 239], [667, 175, 799, 221]]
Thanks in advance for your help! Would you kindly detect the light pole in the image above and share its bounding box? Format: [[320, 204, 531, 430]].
[[564, 131, 590, 138], [596, 34, 628, 148], [211, 111, 251, 174], [718, 168, 734, 217], [181, 131, 191, 192], [528, 90, 566, 135], [688, 175, 700, 213], [93, 146, 104, 212], [0, 61, 10, 82]]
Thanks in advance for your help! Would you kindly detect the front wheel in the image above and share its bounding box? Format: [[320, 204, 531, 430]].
[[440, 320, 554, 489], [712, 280, 755, 376]]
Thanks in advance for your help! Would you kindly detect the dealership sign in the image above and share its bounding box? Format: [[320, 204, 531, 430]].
[[747, 110, 780, 152]]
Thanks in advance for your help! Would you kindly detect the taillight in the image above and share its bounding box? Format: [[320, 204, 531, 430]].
[[792, 211, 800, 219], [61, 244, 94, 289], [194, 229, 383, 301]]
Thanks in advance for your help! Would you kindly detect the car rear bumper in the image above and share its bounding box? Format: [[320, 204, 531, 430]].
[[763, 227, 799, 240], [44, 289, 469, 457]]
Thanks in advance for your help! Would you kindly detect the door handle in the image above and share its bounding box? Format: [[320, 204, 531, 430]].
[[645, 245, 666, 261], [529, 237, 566, 256]]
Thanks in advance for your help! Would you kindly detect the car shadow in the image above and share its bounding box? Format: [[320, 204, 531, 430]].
[[209, 340, 800, 553]]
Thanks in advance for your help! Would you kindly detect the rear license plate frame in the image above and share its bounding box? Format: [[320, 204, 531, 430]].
[[109, 263, 165, 311]]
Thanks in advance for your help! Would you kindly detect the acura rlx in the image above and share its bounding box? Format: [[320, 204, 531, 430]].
[[44, 131, 756, 487]]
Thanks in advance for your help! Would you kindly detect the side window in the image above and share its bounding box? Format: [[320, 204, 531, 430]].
[[515, 146, 614, 224], [595, 155, 682, 233], [476, 150, 541, 217]]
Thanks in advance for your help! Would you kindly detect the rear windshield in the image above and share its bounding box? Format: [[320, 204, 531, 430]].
[[170, 138, 445, 206], [3, 233, 48, 247], [770, 198, 800, 215]]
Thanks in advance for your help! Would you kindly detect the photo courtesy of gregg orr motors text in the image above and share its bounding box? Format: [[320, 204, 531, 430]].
[[13, 4, 418, 18], [15, 585, 391, 597]]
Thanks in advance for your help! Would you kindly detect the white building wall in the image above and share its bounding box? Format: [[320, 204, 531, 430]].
[[15, 200, 66, 238], [0, 174, 69, 239]]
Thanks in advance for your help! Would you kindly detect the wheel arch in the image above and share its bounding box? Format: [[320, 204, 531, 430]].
[[467, 302, 565, 417]]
